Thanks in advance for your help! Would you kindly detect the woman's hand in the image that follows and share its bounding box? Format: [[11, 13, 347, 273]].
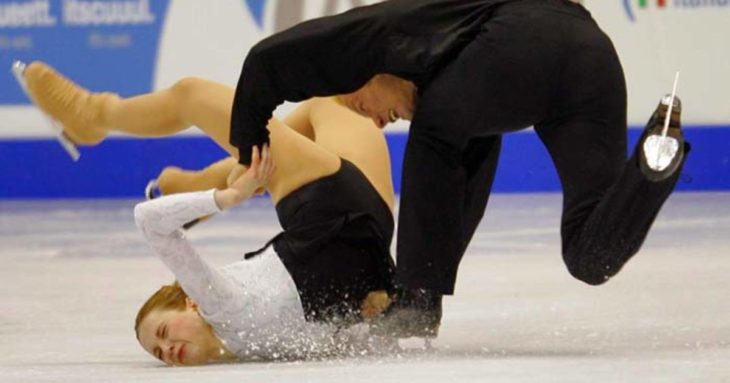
[[214, 145, 275, 210]]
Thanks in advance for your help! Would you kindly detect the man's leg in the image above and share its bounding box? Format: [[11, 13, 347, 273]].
[[458, 136, 502, 256], [372, 133, 501, 342], [400, 135, 502, 291], [375, 135, 502, 338], [537, 110, 688, 286], [533, 11, 689, 284], [383, 5, 566, 338]]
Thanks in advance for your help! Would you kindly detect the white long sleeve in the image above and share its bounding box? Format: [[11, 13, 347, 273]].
[[134, 190, 234, 317]]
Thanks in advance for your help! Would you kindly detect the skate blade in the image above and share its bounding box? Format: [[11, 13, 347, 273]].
[[144, 179, 160, 200], [11, 60, 80, 161], [398, 337, 436, 352], [643, 135, 679, 171]]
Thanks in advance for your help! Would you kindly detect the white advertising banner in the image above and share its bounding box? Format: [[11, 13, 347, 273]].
[[0, 0, 727, 139]]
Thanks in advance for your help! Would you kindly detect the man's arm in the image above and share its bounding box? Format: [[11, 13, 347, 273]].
[[230, 2, 392, 164]]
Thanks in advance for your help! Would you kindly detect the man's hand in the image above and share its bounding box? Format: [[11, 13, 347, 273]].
[[215, 145, 275, 210]]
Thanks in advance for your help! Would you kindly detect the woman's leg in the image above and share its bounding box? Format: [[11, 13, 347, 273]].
[[24, 62, 238, 155], [126, 89, 343, 201], [24, 62, 340, 200], [108, 80, 341, 202], [164, 98, 394, 206], [146, 96, 382, 203], [105, 77, 238, 156], [156, 157, 238, 195]]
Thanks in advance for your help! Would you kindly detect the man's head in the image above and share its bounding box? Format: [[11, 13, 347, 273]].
[[338, 74, 417, 128], [135, 282, 227, 366]]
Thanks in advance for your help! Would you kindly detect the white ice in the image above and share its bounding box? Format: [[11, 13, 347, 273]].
[[1, 193, 728, 382]]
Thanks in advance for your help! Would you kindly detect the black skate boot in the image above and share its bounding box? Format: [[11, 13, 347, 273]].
[[370, 288, 442, 339], [638, 94, 685, 182]]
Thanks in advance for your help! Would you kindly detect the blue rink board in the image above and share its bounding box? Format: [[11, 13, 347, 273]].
[[0, 126, 728, 198]]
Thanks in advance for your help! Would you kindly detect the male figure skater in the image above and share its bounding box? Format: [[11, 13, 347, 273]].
[[228, 0, 688, 338]]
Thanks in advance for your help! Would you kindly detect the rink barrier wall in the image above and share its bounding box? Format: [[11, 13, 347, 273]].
[[0, 125, 728, 198]]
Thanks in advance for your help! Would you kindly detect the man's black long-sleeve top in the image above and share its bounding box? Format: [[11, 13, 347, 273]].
[[231, 0, 527, 294], [231, 0, 622, 295], [230, 0, 511, 164]]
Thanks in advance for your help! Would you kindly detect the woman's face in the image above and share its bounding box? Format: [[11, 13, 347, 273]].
[[137, 299, 223, 366], [340, 74, 417, 129]]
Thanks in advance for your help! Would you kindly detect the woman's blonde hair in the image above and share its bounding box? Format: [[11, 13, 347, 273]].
[[134, 281, 188, 339]]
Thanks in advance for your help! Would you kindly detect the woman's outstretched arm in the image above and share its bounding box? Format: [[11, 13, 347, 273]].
[[134, 146, 274, 315]]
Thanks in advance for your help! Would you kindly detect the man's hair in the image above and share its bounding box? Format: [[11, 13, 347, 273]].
[[134, 281, 188, 339]]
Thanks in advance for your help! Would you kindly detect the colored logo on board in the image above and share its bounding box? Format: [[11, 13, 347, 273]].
[[624, 0, 667, 22], [243, 0, 266, 28], [624, 0, 730, 22]]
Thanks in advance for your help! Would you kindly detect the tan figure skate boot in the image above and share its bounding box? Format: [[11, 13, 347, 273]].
[[17, 61, 119, 151]]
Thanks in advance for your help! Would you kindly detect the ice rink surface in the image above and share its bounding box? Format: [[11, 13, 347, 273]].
[[1, 193, 728, 383]]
